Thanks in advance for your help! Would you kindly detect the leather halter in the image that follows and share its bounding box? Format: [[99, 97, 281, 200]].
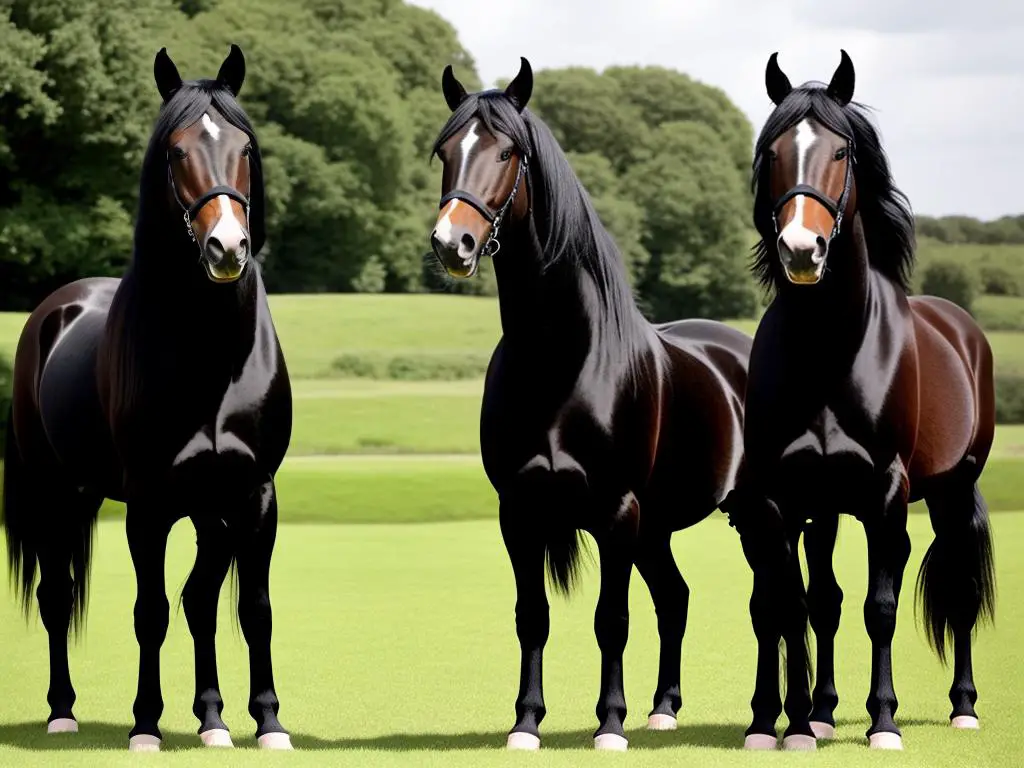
[[438, 155, 528, 257], [772, 140, 855, 242]]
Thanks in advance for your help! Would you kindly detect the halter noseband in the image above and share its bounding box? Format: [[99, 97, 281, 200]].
[[167, 155, 251, 248], [772, 138, 855, 243], [438, 154, 528, 258]]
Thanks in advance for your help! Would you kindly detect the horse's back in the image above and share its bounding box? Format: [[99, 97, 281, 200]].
[[908, 295, 995, 481], [14, 277, 121, 494]]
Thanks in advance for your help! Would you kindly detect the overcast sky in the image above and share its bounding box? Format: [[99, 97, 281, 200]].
[[409, 0, 1022, 219]]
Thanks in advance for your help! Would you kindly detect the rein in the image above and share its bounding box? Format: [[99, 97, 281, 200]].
[[772, 139, 855, 242], [438, 155, 528, 257]]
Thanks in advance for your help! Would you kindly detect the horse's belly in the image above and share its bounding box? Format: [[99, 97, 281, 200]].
[[37, 310, 121, 496]]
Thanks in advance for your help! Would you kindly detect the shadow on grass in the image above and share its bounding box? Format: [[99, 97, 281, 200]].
[[0, 720, 749, 752]]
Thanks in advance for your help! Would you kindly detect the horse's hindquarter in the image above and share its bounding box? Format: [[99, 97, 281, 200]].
[[907, 296, 994, 484], [16, 278, 122, 496], [648, 320, 751, 527]]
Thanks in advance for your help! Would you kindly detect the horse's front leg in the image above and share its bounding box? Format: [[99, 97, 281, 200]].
[[592, 492, 639, 751], [805, 514, 843, 738]]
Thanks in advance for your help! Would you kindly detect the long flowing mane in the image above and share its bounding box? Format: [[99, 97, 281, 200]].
[[751, 83, 915, 292], [432, 91, 645, 364]]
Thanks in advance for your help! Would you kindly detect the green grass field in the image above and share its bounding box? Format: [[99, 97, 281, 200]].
[[1, 513, 1020, 766]]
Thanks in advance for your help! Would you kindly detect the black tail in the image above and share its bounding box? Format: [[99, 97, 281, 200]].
[[916, 483, 996, 663], [3, 412, 36, 613], [2, 411, 100, 637], [544, 526, 589, 597]]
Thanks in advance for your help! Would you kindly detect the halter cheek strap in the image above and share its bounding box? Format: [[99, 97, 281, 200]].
[[438, 155, 528, 258], [772, 141, 855, 242], [167, 158, 251, 247]]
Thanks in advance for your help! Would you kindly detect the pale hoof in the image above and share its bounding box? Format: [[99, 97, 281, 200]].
[[200, 728, 233, 747], [128, 734, 161, 752], [594, 733, 628, 751], [47, 718, 78, 734], [782, 734, 817, 751], [743, 733, 777, 750], [506, 731, 540, 750], [258, 732, 293, 750], [647, 713, 677, 731], [868, 731, 903, 750], [810, 721, 835, 739], [951, 715, 980, 730]]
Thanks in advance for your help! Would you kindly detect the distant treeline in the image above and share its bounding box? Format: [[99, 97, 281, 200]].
[[916, 215, 1024, 245]]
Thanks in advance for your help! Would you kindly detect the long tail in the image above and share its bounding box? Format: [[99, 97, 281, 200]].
[[916, 483, 996, 663], [2, 410, 37, 613], [2, 410, 100, 636], [544, 526, 588, 597]]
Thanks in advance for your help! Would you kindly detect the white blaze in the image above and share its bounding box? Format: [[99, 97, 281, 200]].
[[201, 112, 221, 141], [779, 119, 822, 257]]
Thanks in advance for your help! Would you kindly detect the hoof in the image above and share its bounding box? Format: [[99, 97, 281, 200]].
[[128, 734, 161, 752], [782, 734, 817, 751], [743, 733, 777, 750], [868, 731, 903, 750], [594, 733, 628, 751], [258, 732, 293, 750], [951, 716, 980, 730], [506, 731, 540, 750], [810, 721, 835, 739], [47, 718, 78, 734], [647, 713, 677, 731], [200, 728, 233, 747]]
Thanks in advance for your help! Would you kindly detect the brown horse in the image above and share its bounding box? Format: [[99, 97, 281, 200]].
[[1, 46, 294, 751], [429, 58, 752, 751], [723, 50, 996, 751]]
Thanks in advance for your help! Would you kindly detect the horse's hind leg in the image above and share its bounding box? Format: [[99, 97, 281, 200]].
[[804, 514, 842, 738], [35, 486, 101, 734], [635, 530, 688, 730], [183, 521, 235, 747], [921, 473, 995, 730]]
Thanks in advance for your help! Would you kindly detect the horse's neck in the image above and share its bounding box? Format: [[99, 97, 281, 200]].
[[492, 223, 610, 359], [779, 217, 878, 362]]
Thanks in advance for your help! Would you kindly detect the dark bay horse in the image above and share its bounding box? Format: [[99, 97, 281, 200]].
[[723, 50, 996, 751], [429, 58, 752, 751], [1, 46, 294, 751]]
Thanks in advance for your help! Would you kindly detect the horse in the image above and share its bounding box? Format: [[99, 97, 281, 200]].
[[722, 50, 996, 752], [1, 45, 295, 752], [428, 57, 752, 751]]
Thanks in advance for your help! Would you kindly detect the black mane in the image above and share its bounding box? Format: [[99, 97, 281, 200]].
[[432, 91, 644, 362], [134, 79, 266, 270], [751, 83, 915, 291]]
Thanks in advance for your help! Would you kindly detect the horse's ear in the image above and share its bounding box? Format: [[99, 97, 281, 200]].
[[217, 44, 246, 96], [442, 65, 468, 112], [154, 47, 183, 103], [765, 52, 792, 105], [826, 49, 855, 106], [503, 57, 533, 111]]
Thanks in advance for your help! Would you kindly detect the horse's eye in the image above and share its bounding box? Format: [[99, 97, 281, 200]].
[[766, 150, 777, 163], [172, 146, 188, 160], [834, 147, 847, 161], [241, 144, 252, 158], [499, 149, 513, 162]]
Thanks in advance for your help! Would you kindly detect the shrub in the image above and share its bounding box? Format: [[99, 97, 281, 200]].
[[995, 374, 1024, 424], [386, 353, 490, 381], [920, 260, 978, 313], [980, 265, 1019, 296], [330, 354, 382, 378]]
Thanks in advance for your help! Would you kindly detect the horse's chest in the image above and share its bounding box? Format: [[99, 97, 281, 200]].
[[172, 387, 259, 468], [781, 407, 873, 469]]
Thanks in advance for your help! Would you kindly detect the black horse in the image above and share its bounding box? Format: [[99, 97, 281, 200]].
[[2, 46, 294, 751], [724, 50, 996, 751], [429, 58, 752, 751]]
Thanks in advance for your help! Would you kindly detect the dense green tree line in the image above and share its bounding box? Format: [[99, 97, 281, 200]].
[[0, 0, 761, 320], [3, 0, 1018, 322], [916, 215, 1024, 246]]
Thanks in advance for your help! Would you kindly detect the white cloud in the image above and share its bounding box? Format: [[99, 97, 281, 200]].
[[410, 0, 1022, 218]]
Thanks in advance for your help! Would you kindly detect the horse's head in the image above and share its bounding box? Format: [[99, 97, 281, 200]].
[[155, 45, 253, 284], [762, 51, 858, 285], [429, 58, 534, 278]]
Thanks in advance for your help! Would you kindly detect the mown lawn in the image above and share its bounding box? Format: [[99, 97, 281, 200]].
[[1, 513, 1020, 767]]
